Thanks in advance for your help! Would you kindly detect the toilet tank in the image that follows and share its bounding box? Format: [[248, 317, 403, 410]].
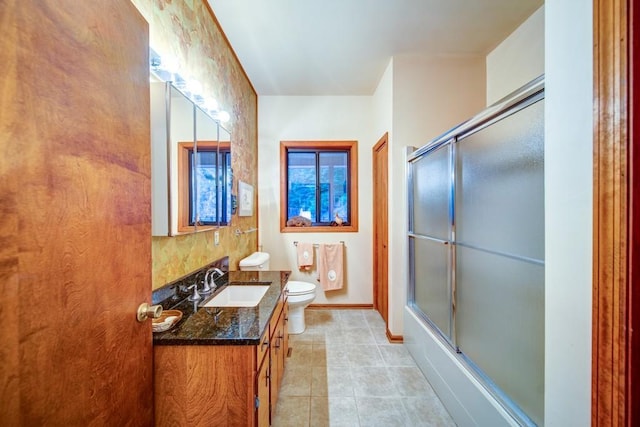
[[239, 252, 270, 271]]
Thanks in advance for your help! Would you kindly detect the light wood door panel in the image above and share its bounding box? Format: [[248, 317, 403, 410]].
[[373, 133, 389, 325], [592, 0, 640, 424], [0, 1, 152, 424]]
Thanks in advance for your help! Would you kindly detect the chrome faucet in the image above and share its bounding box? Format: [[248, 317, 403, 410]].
[[203, 268, 225, 294], [187, 283, 201, 301]]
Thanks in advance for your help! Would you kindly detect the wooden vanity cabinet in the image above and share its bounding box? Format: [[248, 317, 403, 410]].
[[268, 294, 288, 421], [154, 292, 288, 427]]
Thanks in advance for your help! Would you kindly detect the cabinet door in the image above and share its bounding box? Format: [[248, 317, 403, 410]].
[[257, 358, 270, 427], [269, 314, 282, 419], [277, 313, 286, 387], [282, 301, 289, 361]]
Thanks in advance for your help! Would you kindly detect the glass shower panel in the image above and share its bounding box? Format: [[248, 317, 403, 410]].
[[456, 246, 544, 425], [411, 143, 451, 240], [412, 236, 451, 339], [456, 99, 544, 261]]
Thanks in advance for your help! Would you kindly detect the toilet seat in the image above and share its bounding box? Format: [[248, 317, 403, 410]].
[[286, 281, 316, 296]]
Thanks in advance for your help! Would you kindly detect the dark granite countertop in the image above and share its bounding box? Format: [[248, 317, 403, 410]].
[[153, 270, 290, 346]]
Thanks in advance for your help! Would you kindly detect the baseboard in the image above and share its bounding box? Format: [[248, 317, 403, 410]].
[[308, 304, 374, 310], [386, 329, 404, 343]]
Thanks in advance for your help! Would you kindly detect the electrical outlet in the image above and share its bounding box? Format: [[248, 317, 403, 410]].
[[214, 231, 220, 246]]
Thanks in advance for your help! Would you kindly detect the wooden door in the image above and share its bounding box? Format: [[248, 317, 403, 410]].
[[372, 133, 389, 325], [630, 0, 640, 421], [592, 0, 640, 424], [0, 1, 153, 424]]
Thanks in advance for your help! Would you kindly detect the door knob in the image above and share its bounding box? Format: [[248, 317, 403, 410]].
[[137, 302, 163, 322]]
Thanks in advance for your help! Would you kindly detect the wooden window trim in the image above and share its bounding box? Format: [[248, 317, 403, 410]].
[[177, 141, 217, 234], [280, 140, 358, 233]]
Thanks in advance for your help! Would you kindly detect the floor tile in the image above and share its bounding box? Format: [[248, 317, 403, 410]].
[[309, 397, 330, 427], [324, 329, 348, 345], [280, 365, 312, 396], [370, 327, 391, 344], [379, 344, 417, 367], [402, 396, 456, 426], [275, 309, 454, 426], [345, 344, 385, 367], [311, 366, 328, 397], [311, 344, 327, 366], [272, 396, 310, 427], [363, 309, 386, 327], [290, 331, 324, 345], [355, 396, 408, 427], [389, 366, 437, 397], [338, 309, 367, 324], [327, 397, 360, 426], [326, 366, 355, 397], [325, 345, 350, 367], [351, 367, 396, 397], [341, 328, 376, 345], [288, 343, 313, 367]]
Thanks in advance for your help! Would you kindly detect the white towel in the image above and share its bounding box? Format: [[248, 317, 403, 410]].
[[296, 242, 314, 271], [317, 243, 344, 291]]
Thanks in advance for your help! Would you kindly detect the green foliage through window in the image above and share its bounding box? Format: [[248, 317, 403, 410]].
[[189, 147, 232, 226], [286, 149, 349, 225]]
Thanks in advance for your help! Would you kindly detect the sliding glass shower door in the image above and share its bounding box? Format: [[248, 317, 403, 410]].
[[408, 77, 545, 426], [410, 142, 453, 339]]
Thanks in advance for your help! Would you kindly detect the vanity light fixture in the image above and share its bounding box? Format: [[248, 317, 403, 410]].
[[149, 47, 230, 123]]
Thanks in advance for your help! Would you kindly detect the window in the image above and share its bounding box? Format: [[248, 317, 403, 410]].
[[280, 141, 358, 232], [178, 142, 232, 231]]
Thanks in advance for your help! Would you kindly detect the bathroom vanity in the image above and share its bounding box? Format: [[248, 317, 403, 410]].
[[153, 270, 290, 426]]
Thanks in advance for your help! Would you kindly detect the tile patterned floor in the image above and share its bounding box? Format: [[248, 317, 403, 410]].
[[272, 309, 456, 427]]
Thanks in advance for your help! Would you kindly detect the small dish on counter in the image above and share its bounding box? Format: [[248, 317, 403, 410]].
[[152, 310, 183, 333]]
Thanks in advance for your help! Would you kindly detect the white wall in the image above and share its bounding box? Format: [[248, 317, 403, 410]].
[[372, 59, 393, 139], [258, 96, 376, 305], [486, 6, 545, 105], [388, 54, 485, 335], [544, 0, 592, 425]]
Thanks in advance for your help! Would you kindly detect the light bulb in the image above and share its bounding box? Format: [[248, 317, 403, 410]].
[[186, 79, 202, 96], [204, 97, 218, 112], [161, 54, 179, 74], [218, 111, 230, 123]]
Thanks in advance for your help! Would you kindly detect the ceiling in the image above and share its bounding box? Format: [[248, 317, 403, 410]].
[[208, 0, 543, 96]]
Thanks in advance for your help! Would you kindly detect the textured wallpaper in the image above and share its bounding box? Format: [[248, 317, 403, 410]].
[[132, 0, 258, 288]]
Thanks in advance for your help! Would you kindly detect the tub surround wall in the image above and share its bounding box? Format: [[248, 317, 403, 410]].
[[131, 0, 258, 288], [389, 54, 486, 336]]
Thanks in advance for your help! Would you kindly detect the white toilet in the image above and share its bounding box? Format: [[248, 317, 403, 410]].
[[238, 251, 271, 271], [238, 252, 316, 334], [285, 281, 316, 334]]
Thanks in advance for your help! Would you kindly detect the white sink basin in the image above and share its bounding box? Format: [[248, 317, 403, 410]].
[[202, 285, 269, 307]]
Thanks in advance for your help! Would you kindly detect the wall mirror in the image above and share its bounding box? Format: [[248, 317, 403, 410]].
[[151, 81, 232, 236]]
